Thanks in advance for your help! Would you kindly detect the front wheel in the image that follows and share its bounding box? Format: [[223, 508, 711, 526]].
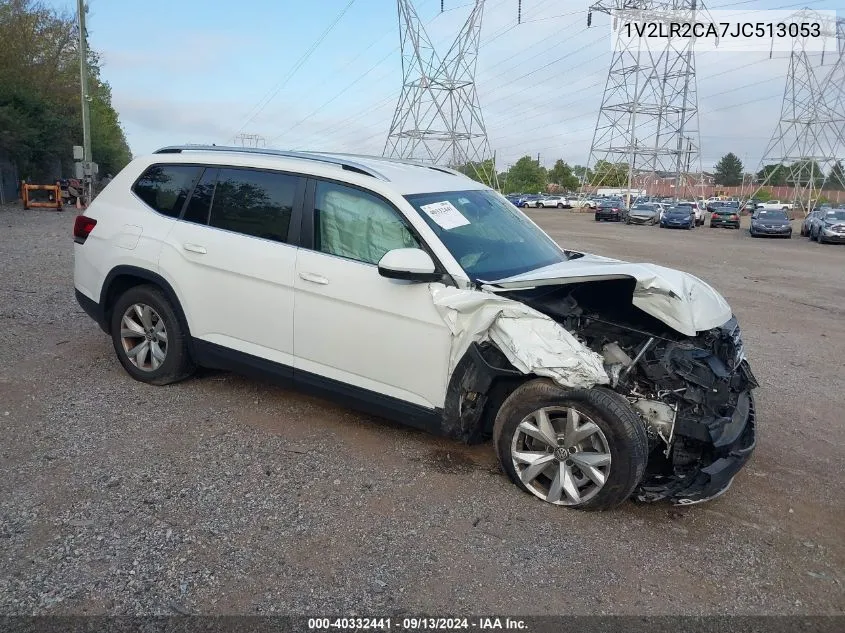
[[110, 285, 195, 385], [493, 380, 648, 510], [557, 203, 564, 208]]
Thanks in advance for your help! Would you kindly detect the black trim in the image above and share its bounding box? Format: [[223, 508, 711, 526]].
[[98, 266, 191, 339], [75, 289, 107, 332], [377, 263, 441, 283], [192, 339, 444, 434]]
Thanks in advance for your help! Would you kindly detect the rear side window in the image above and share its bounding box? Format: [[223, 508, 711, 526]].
[[133, 165, 202, 217], [209, 168, 296, 243]]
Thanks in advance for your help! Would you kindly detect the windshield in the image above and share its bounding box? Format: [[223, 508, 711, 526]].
[[405, 189, 568, 281], [824, 210, 845, 221], [666, 207, 691, 216], [631, 205, 654, 212], [756, 210, 788, 220]]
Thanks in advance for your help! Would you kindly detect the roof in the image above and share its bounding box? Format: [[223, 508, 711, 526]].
[[150, 145, 488, 195]]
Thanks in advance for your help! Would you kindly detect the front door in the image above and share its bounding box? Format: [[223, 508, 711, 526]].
[[292, 179, 452, 410]]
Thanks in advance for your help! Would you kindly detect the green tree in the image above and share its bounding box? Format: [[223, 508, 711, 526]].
[[714, 152, 744, 186], [787, 159, 825, 188], [591, 160, 627, 187], [503, 155, 547, 194], [826, 161, 845, 190], [547, 159, 580, 191], [0, 0, 131, 180], [756, 163, 786, 186], [454, 158, 497, 188]]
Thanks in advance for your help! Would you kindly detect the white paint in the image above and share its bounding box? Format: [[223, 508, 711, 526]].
[[430, 284, 609, 389]]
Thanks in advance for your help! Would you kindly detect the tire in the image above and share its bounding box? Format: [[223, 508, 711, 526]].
[[557, 203, 564, 208], [493, 379, 648, 510], [594, 216, 600, 222], [110, 284, 195, 386], [538, 203, 545, 208]]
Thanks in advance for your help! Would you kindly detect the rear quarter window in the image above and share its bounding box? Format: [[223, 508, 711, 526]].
[[132, 164, 203, 217]]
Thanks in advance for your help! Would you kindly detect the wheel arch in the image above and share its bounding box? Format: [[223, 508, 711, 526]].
[[441, 342, 534, 444], [100, 266, 192, 341]]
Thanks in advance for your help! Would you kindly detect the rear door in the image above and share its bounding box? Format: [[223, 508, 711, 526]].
[[159, 166, 304, 368]]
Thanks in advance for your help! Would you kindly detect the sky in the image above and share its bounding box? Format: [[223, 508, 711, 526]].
[[46, 0, 844, 172]]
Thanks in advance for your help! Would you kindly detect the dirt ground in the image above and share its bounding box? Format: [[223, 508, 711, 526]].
[[0, 203, 843, 615]]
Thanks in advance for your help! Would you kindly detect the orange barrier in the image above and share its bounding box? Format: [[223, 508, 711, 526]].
[[21, 181, 63, 210]]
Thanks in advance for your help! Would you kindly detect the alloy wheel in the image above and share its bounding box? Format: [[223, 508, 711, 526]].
[[510, 406, 612, 506], [120, 303, 168, 371]]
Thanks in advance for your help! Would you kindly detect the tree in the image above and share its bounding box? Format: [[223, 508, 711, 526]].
[[454, 158, 497, 188], [503, 156, 547, 194], [826, 161, 845, 190], [571, 164, 592, 185], [591, 160, 628, 187], [0, 0, 131, 180], [757, 163, 786, 186], [547, 159, 580, 191], [787, 159, 825, 188], [714, 152, 744, 186]]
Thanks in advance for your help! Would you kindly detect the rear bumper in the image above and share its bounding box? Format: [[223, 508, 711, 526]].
[[711, 219, 740, 227], [595, 211, 622, 221], [76, 288, 109, 333]]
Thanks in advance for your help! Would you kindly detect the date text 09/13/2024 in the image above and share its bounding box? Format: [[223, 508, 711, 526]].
[[622, 21, 822, 39], [308, 617, 528, 630]]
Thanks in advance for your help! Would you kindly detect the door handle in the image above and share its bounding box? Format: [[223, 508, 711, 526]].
[[299, 272, 329, 285], [183, 243, 207, 254]]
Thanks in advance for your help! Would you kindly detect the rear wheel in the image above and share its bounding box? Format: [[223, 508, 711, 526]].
[[110, 285, 195, 385]]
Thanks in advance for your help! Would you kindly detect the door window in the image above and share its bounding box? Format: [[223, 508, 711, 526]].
[[314, 181, 419, 265], [208, 168, 297, 243], [182, 168, 218, 225]]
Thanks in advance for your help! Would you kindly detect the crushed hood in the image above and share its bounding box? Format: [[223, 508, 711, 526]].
[[481, 254, 732, 337]]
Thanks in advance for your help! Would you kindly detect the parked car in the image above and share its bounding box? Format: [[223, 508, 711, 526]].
[[626, 203, 659, 225], [810, 207, 845, 244], [675, 201, 704, 226], [594, 198, 626, 222], [749, 209, 792, 238], [660, 205, 696, 229], [537, 195, 569, 208], [800, 208, 824, 237], [709, 202, 741, 229], [73, 145, 758, 509], [505, 194, 522, 207], [519, 194, 544, 208], [740, 199, 759, 214], [756, 200, 793, 211], [569, 197, 597, 209]]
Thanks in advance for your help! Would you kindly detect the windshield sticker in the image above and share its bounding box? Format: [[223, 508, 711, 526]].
[[458, 197, 471, 204], [420, 200, 470, 230]]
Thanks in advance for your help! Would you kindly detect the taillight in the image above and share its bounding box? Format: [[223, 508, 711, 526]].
[[73, 215, 97, 243], [731, 215, 738, 219]]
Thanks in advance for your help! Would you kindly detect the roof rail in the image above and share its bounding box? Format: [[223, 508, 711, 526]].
[[152, 145, 390, 181], [304, 152, 470, 179]]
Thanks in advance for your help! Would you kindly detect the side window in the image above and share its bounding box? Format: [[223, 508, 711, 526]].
[[314, 180, 420, 265], [182, 168, 218, 225], [209, 168, 296, 243], [132, 165, 202, 217]]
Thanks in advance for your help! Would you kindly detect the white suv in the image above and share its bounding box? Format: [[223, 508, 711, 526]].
[[74, 146, 758, 509]]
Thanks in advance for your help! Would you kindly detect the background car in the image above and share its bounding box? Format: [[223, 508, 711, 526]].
[[709, 202, 741, 229], [626, 203, 659, 225], [518, 194, 544, 208], [537, 195, 568, 208], [594, 198, 625, 222], [660, 205, 695, 229], [569, 197, 597, 209], [800, 208, 824, 236], [675, 200, 704, 226], [750, 209, 792, 238], [811, 208, 845, 244], [740, 199, 759, 214]]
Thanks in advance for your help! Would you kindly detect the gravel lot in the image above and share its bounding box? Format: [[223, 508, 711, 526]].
[[1, 203, 843, 616]]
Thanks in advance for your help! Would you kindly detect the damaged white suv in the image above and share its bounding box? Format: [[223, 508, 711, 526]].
[[74, 146, 757, 510]]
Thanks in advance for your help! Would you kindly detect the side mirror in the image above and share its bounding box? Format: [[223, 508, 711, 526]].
[[377, 248, 441, 282]]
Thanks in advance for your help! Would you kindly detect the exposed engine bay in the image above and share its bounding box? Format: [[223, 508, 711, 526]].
[[503, 278, 758, 505]]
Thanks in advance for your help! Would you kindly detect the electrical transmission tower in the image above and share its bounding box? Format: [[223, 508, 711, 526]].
[[384, 1, 497, 187], [755, 12, 845, 211], [234, 133, 267, 148], [584, 1, 705, 201]]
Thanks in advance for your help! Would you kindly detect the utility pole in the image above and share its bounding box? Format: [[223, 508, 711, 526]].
[[77, 0, 93, 204]]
